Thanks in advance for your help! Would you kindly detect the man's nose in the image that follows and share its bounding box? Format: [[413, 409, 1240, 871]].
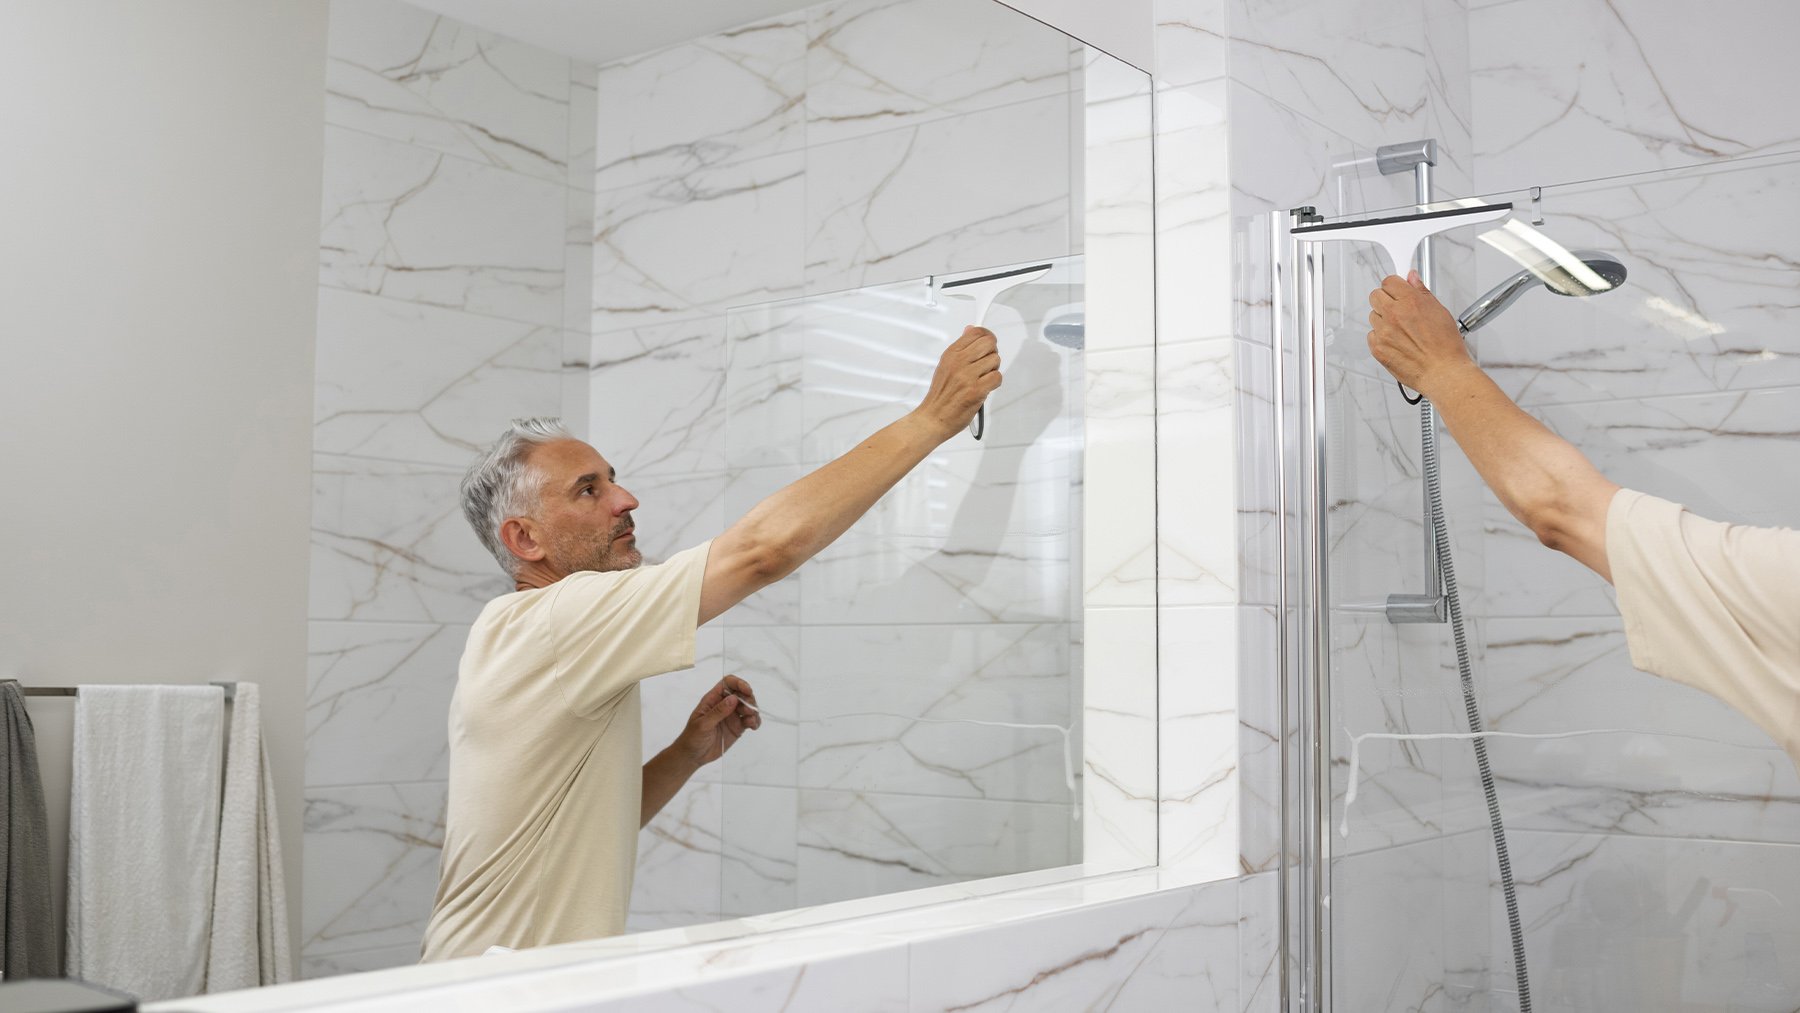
[[617, 487, 640, 513]]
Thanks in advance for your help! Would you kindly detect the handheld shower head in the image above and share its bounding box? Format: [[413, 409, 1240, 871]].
[[1456, 250, 1628, 332]]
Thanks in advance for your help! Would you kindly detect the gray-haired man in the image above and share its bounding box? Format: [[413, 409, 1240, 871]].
[[421, 326, 1003, 961]]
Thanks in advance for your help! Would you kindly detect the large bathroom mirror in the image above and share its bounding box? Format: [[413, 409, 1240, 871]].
[[9, 0, 1156, 999]]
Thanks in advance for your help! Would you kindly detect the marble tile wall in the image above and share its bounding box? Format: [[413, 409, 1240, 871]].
[[1465, 5, 1800, 1000], [304, 0, 598, 978], [585, 0, 1119, 933]]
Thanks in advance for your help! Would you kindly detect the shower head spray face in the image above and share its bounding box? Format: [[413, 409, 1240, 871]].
[[1456, 250, 1629, 332]]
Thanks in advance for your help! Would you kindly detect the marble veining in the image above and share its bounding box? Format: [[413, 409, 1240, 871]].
[[804, 0, 1076, 148], [325, 0, 572, 184], [1472, 0, 1800, 194], [594, 15, 807, 193], [306, 621, 463, 787], [302, 782, 446, 962], [320, 125, 568, 328]]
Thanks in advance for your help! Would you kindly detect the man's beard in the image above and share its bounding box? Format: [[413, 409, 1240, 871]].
[[550, 515, 641, 574]]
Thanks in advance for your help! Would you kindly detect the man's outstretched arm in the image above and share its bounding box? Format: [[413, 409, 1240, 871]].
[[696, 325, 1003, 625], [1368, 273, 1620, 580]]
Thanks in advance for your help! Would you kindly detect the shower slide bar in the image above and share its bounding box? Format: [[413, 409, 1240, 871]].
[[1291, 139, 1511, 624]]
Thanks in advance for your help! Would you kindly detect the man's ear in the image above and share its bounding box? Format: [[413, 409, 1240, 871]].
[[499, 517, 546, 564]]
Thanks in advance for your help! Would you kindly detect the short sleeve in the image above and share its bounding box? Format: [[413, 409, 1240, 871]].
[[546, 540, 713, 717], [1607, 489, 1800, 760]]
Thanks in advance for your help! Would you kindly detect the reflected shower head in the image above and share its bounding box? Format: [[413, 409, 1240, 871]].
[[1043, 312, 1084, 350], [1456, 250, 1628, 332]]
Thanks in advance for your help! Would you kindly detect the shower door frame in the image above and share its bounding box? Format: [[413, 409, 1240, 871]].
[[1270, 205, 1335, 1013]]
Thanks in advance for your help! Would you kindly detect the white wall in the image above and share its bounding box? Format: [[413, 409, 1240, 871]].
[[0, 0, 329, 973]]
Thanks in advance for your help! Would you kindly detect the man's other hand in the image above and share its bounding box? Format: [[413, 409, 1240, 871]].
[[676, 674, 761, 768]]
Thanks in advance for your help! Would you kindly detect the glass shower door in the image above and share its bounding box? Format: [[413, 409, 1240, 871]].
[[1281, 150, 1800, 1011]]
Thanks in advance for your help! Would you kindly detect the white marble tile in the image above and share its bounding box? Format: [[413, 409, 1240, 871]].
[[1473, 160, 1800, 407], [587, 316, 728, 478], [559, 329, 591, 444], [1330, 833, 1492, 1011], [907, 878, 1238, 1011], [719, 784, 799, 918], [1084, 346, 1157, 607], [803, 443, 1077, 625], [796, 790, 1074, 906], [567, 65, 598, 192], [719, 467, 805, 626], [803, 93, 1073, 295], [1235, 341, 1282, 609], [1154, 81, 1232, 344], [300, 943, 421, 980], [1155, 0, 1228, 89], [310, 454, 510, 624], [325, 0, 571, 183], [1236, 606, 1284, 875], [1159, 337, 1239, 606], [799, 269, 1082, 463], [719, 626, 801, 786], [723, 303, 807, 469], [1236, 871, 1280, 1013], [581, 947, 909, 1012], [1481, 616, 1800, 843], [1472, 0, 1800, 195], [1159, 606, 1241, 878], [302, 781, 445, 958], [320, 125, 567, 328], [1495, 831, 1800, 1011], [1082, 607, 1158, 872], [804, 0, 1075, 148], [593, 13, 806, 192], [798, 623, 1074, 804], [591, 152, 805, 331], [313, 288, 563, 466], [630, 779, 724, 933], [306, 621, 462, 787], [1084, 66, 1158, 353]]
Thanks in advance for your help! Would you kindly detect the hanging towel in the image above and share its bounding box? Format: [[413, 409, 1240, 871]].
[[1, 680, 56, 979], [67, 685, 224, 1001], [204, 682, 291, 991]]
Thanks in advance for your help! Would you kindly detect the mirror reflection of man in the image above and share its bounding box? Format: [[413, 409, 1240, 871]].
[[420, 327, 1003, 962]]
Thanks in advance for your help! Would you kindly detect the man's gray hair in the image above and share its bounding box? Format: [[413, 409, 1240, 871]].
[[461, 417, 573, 577]]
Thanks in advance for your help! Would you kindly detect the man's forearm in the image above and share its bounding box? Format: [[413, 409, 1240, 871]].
[[1425, 363, 1618, 578], [731, 412, 946, 579], [640, 747, 701, 828]]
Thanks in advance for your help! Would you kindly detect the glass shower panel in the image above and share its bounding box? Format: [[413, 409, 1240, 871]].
[[716, 257, 1085, 916], [1290, 150, 1800, 1011]]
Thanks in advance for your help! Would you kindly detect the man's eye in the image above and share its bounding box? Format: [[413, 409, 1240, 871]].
[[580, 486, 595, 496]]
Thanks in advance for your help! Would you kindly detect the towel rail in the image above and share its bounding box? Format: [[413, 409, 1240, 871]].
[[13, 681, 237, 700]]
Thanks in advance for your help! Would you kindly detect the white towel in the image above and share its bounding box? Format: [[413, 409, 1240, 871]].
[[67, 685, 224, 1001], [204, 682, 291, 991]]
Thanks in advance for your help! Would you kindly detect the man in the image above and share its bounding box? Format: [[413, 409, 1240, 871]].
[[1367, 272, 1800, 766], [418, 325, 1003, 962]]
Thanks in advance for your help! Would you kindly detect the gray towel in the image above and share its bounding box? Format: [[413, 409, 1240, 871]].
[[204, 682, 291, 991], [1, 680, 56, 979]]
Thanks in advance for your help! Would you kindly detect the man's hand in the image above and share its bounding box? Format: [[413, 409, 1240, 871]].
[[912, 325, 1003, 440], [673, 674, 761, 768], [1367, 272, 1477, 399]]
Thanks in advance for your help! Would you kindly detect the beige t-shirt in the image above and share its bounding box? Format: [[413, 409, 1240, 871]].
[[420, 541, 712, 962], [1608, 490, 1800, 766]]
